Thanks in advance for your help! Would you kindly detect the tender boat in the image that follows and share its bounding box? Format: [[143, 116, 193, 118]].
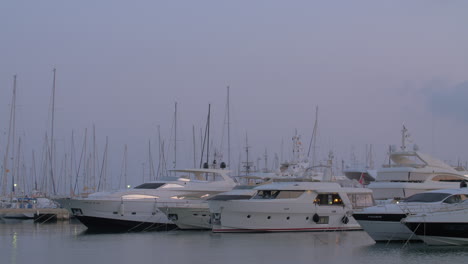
[[62, 168, 236, 232], [353, 186, 468, 242], [208, 180, 374, 232]]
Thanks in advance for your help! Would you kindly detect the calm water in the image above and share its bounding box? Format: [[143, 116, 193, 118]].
[[1, 219, 468, 264]]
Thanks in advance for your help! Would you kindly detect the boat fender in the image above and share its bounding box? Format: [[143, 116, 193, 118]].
[[341, 215, 349, 224], [312, 213, 320, 223]]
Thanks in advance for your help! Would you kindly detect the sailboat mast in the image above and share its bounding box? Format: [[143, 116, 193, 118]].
[[49, 69, 57, 195], [2, 75, 16, 196], [207, 104, 211, 166], [307, 106, 319, 167], [124, 144, 128, 187], [174, 102, 177, 169], [227, 86, 231, 168], [192, 125, 196, 168]]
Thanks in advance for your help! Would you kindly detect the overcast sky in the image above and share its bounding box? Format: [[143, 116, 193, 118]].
[[1, 1, 468, 191]]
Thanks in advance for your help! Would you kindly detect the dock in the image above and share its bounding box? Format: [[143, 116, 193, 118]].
[[0, 208, 70, 222]]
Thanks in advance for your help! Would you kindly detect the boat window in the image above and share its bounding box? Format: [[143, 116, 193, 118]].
[[252, 190, 304, 199], [275, 191, 305, 199], [403, 192, 451, 203], [160, 183, 184, 188], [316, 216, 329, 224], [208, 194, 254, 201], [253, 190, 280, 199], [432, 175, 467, 182], [314, 193, 343, 206], [443, 194, 468, 204], [122, 194, 159, 200], [134, 183, 166, 189], [347, 193, 374, 209]]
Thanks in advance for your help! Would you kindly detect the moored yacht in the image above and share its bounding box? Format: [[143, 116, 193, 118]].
[[353, 185, 468, 242], [63, 168, 236, 232], [403, 197, 468, 246], [368, 126, 468, 202], [209, 180, 374, 233]]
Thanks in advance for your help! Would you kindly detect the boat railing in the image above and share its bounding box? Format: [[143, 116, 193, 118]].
[[400, 202, 468, 215]]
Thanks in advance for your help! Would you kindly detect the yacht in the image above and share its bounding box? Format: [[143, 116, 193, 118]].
[[62, 168, 236, 232], [208, 180, 374, 232], [158, 133, 329, 230], [367, 126, 468, 201], [353, 186, 468, 242], [403, 197, 468, 245]]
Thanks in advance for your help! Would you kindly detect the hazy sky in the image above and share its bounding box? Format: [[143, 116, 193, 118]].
[[1, 1, 468, 190]]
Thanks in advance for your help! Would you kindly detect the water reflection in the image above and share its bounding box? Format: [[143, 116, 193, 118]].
[[1, 220, 468, 264]]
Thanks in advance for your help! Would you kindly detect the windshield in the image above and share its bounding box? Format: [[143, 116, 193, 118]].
[[403, 192, 451, 203], [134, 183, 166, 189]]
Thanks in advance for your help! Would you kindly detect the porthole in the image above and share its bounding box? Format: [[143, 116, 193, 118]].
[[267, 216, 271, 219], [131, 212, 136, 215], [286, 216, 290, 220], [247, 215, 251, 218]]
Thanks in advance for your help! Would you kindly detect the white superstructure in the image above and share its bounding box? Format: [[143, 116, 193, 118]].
[[368, 126, 468, 201]]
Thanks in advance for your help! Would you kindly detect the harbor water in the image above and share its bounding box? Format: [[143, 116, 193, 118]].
[[2, 219, 468, 264]]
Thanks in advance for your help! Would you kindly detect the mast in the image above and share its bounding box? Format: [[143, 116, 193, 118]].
[[227, 86, 231, 168], [124, 144, 127, 187], [207, 104, 210, 166], [49, 68, 57, 195], [308, 106, 319, 167], [199, 104, 211, 168], [97, 136, 108, 191], [174, 102, 177, 169], [2, 75, 16, 196], [13, 137, 21, 194], [149, 140, 155, 180], [70, 130, 75, 196], [32, 150, 37, 192], [192, 125, 196, 168], [93, 124, 96, 191]]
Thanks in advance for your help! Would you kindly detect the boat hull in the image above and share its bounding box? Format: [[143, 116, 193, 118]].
[[159, 205, 211, 230], [405, 222, 468, 246], [69, 198, 174, 232], [210, 200, 360, 233], [353, 213, 416, 241]]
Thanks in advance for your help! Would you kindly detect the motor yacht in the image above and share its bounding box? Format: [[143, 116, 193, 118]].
[[403, 196, 468, 246], [208, 180, 374, 232], [367, 126, 468, 202], [62, 168, 236, 232], [353, 185, 468, 242]]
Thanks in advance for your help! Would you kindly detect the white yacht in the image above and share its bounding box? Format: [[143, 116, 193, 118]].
[[158, 133, 328, 230], [368, 126, 468, 201], [63, 168, 236, 232], [353, 186, 468, 242], [208, 180, 374, 233], [403, 196, 468, 245]]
